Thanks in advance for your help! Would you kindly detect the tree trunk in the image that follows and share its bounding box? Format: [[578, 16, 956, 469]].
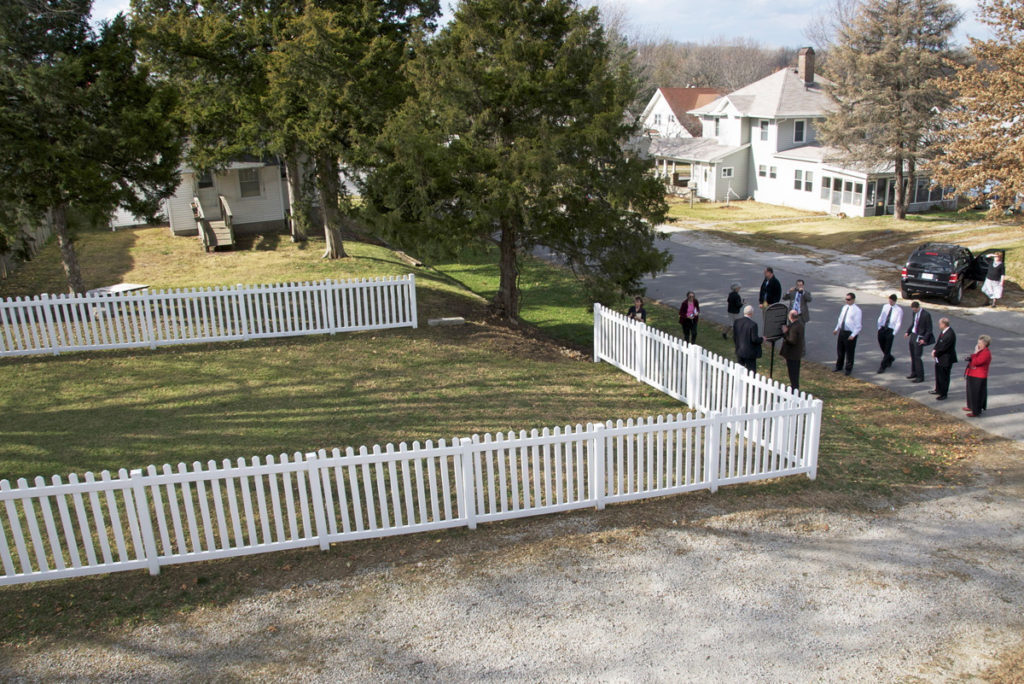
[[893, 155, 907, 220], [284, 154, 311, 243], [53, 203, 86, 294], [315, 151, 347, 259], [492, 218, 520, 323]]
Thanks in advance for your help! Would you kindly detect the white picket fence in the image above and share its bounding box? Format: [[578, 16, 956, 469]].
[[0, 302, 822, 586], [0, 276, 418, 357]]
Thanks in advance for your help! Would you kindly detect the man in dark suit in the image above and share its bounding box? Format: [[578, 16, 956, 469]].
[[930, 317, 957, 400], [758, 267, 782, 308], [904, 301, 934, 383], [733, 305, 764, 373], [779, 309, 805, 390], [782, 279, 811, 324]]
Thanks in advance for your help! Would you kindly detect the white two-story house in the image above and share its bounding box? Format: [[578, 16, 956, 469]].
[[648, 48, 954, 216]]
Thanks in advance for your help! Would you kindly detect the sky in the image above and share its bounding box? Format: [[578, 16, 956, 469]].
[[92, 0, 993, 49]]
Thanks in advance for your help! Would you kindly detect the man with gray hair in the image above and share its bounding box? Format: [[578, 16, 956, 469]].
[[733, 305, 764, 373]]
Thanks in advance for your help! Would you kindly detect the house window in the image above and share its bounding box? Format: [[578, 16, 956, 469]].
[[760, 120, 769, 141], [853, 182, 864, 205], [238, 168, 261, 198], [843, 180, 853, 204], [915, 178, 930, 203], [758, 165, 767, 177], [794, 120, 806, 143], [820, 175, 831, 200], [929, 184, 943, 202], [654, 113, 662, 125], [722, 167, 734, 178], [714, 118, 720, 136], [769, 166, 777, 179], [668, 115, 676, 123], [866, 183, 876, 206], [805, 171, 813, 192], [794, 170, 803, 190], [197, 171, 213, 189]]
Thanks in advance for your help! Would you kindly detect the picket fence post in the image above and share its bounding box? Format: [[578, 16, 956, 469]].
[[305, 451, 330, 550], [807, 400, 822, 480], [408, 275, 419, 329], [593, 304, 602, 363], [686, 344, 701, 410], [705, 413, 721, 493], [237, 284, 251, 340], [39, 294, 60, 355], [129, 469, 161, 576], [460, 437, 477, 529], [592, 423, 606, 510]]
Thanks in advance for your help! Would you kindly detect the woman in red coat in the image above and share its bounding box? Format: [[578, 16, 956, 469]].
[[964, 334, 991, 418], [678, 291, 700, 344]]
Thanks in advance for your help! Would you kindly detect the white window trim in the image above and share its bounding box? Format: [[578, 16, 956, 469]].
[[239, 168, 262, 198], [794, 119, 806, 143], [721, 167, 734, 178]]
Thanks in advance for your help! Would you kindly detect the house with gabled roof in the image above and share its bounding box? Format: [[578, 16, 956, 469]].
[[640, 87, 724, 139], [649, 48, 955, 216]]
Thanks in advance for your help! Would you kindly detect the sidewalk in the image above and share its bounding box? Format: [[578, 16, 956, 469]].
[[644, 226, 1024, 442]]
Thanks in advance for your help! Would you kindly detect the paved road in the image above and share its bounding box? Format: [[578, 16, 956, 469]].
[[644, 227, 1024, 443]]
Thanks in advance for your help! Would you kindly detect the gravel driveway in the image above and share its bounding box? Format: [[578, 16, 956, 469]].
[[3, 444, 1022, 682]]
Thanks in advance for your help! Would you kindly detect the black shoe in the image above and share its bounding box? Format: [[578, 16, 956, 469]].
[[905, 374, 916, 379], [935, 395, 947, 401], [833, 367, 843, 372], [911, 378, 924, 383], [722, 332, 728, 339], [876, 367, 885, 374], [844, 369, 851, 375]]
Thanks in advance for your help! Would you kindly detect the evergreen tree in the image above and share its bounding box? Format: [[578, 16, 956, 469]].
[[817, 0, 961, 219], [0, 1, 182, 292], [362, 0, 670, 322], [928, 0, 1024, 215], [134, 0, 438, 257]]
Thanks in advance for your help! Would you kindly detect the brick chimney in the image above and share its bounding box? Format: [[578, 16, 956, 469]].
[[798, 47, 815, 84]]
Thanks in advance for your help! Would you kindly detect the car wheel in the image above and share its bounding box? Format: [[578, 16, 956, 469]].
[[948, 282, 963, 305], [901, 288, 912, 300]]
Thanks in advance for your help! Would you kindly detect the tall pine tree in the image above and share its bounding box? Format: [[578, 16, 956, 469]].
[[0, 1, 182, 292], [928, 0, 1024, 215], [362, 0, 670, 322], [817, 0, 960, 219]]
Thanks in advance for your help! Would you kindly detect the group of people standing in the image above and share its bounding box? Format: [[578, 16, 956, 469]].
[[729, 266, 994, 416], [627, 263, 996, 418]]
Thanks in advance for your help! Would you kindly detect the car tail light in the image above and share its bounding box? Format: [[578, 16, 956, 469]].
[[901, 267, 908, 280], [949, 273, 959, 284]]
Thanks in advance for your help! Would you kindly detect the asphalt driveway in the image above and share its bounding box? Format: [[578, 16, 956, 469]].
[[644, 227, 1024, 443]]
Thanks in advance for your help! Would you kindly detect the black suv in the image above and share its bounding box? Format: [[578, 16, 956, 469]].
[[901, 243, 1004, 304]]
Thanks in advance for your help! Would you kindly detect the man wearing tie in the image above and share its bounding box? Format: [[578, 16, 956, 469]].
[[930, 318, 957, 400], [875, 294, 903, 373], [832, 292, 862, 375], [904, 301, 934, 383], [782, 279, 811, 324]]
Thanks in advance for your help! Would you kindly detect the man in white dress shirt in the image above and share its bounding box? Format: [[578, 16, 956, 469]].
[[875, 294, 903, 373], [832, 292, 862, 376]]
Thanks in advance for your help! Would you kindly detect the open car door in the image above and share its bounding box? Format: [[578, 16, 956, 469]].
[[968, 248, 1006, 283]]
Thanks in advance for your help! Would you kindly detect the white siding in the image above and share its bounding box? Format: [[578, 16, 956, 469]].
[[641, 93, 694, 138], [214, 166, 285, 226], [167, 173, 198, 235]]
